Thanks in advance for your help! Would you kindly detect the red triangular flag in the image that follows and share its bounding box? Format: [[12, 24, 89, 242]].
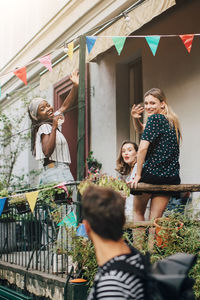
[[179, 34, 194, 53], [38, 54, 52, 72], [14, 67, 27, 85]]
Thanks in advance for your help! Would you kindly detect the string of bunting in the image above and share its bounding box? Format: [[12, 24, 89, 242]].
[[0, 181, 73, 216], [86, 34, 196, 56], [0, 33, 198, 95]]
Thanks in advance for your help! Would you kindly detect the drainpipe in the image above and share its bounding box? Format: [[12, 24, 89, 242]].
[[77, 35, 86, 181]]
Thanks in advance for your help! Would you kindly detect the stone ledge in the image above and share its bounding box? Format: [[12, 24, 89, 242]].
[[0, 261, 66, 300]]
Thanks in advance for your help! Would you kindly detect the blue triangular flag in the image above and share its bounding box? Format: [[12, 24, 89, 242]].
[[57, 211, 77, 228], [0, 198, 7, 216], [76, 223, 88, 238], [86, 36, 97, 54], [145, 36, 160, 56]]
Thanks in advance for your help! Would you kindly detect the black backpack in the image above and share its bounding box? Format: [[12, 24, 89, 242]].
[[107, 249, 197, 300]]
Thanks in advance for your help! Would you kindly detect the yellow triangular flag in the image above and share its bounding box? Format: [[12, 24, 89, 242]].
[[68, 41, 74, 60], [25, 191, 39, 213]]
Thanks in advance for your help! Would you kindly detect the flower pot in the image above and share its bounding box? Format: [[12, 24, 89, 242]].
[[54, 191, 73, 204], [16, 203, 31, 214], [66, 278, 88, 300], [154, 217, 183, 248]]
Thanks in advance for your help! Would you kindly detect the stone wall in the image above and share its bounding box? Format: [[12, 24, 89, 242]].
[[0, 261, 66, 300]]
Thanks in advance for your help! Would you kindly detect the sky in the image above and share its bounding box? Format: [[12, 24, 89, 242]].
[[0, 0, 69, 70]]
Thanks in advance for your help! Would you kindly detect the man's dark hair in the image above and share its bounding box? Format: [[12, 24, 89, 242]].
[[82, 185, 125, 241]]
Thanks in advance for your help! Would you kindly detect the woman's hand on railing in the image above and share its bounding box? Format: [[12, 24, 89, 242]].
[[128, 175, 141, 189]]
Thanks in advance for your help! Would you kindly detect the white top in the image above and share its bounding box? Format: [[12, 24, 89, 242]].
[[119, 163, 137, 183], [35, 123, 71, 163], [125, 163, 137, 182]]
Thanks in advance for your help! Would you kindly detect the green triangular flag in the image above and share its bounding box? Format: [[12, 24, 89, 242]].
[[57, 211, 77, 228], [145, 36, 160, 56], [112, 36, 126, 55]]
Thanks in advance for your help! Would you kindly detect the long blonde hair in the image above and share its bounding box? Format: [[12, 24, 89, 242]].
[[144, 88, 182, 143]]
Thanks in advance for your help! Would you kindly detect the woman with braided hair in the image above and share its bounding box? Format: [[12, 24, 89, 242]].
[[28, 70, 79, 185]]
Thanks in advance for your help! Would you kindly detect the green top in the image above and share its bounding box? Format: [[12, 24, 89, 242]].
[[141, 114, 180, 179]]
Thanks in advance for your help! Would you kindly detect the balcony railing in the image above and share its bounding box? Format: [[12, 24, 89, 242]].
[[0, 181, 200, 279], [0, 182, 81, 278]]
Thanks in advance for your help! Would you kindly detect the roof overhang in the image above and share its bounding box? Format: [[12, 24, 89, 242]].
[[87, 0, 176, 61]]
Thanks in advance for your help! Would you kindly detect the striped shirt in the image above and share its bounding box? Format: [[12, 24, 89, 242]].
[[35, 123, 71, 163], [87, 250, 145, 300]]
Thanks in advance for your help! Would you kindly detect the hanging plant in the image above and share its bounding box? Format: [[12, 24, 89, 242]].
[[86, 151, 102, 174]]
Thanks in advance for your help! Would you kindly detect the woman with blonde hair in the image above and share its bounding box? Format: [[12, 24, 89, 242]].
[[131, 88, 181, 226]]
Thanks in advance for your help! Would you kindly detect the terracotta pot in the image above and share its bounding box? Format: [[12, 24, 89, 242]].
[[67, 278, 88, 300], [154, 217, 183, 248]]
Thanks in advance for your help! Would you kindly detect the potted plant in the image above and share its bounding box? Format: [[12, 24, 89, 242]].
[[9, 193, 30, 214], [78, 174, 130, 198], [154, 217, 184, 248], [86, 151, 102, 174], [64, 228, 97, 299]]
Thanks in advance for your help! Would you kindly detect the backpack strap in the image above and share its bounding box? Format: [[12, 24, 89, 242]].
[[106, 246, 151, 280], [93, 247, 150, 299]]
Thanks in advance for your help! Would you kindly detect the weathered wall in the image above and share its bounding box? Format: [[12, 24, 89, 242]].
[[89, 0, 200, 186], [0, 262, 66, 300]]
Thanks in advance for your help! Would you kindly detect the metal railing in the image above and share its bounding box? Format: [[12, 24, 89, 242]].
[[0, 183, 81, 278]]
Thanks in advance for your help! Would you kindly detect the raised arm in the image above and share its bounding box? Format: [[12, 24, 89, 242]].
[[59, 70, 79, 114], [131, 104, 145, 134]]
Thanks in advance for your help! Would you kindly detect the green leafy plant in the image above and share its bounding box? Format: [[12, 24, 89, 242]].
[[78, 174, 130, 197], [66, 229, 98, 287], [0, 97, 30, 189], [139, 211, 200, 299], [0, 189, 8, 198], [86, 151, 102, 174]]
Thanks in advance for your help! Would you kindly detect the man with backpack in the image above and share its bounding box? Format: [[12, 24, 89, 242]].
[[82, 185, 196, 300], [82, 185, 145, 300]]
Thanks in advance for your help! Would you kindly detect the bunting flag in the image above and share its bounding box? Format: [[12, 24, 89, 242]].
[[25, 191, 39, 213], [14, 67, 27, 85], [57, 210, 77, 227], [86, 36, 97, 54], [55, 182, 69, 197], [38, 54, 52, 71], [0, 198, 7, 216], [145, 36, 160, 56], [1, 33, 200, 84], [179, 34, 194, 53], [68, 42, 74, 60], [76, 223, 88, 238], [112, 36, 126, 55]]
